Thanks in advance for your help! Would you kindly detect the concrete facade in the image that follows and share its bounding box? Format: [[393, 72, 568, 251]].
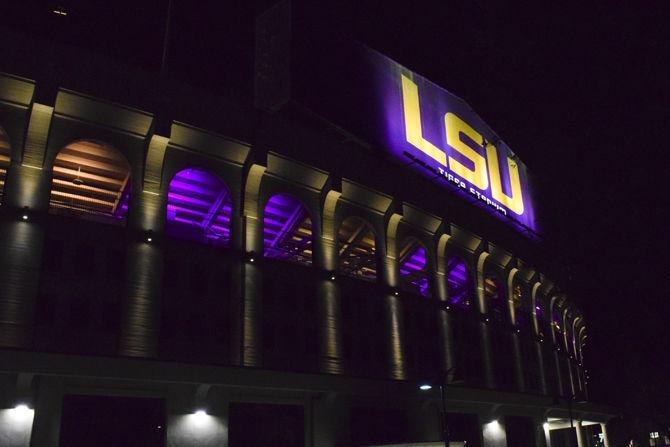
[[0, 67, 614, 447]]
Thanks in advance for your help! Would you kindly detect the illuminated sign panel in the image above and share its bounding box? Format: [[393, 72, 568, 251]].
[[365, 48, 538, 235]]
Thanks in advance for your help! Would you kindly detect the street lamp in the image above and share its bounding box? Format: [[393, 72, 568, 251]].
[[553, 393, 588, 446], [419, 367, 461, 447]]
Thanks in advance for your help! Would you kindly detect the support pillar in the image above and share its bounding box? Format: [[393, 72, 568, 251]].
[[119, 192, 164, 358], [28, 376, 64, 447], [310, 393, 348, 447], [480, 322, 495, 388], [511, 333, 525, 392], [575, 421, 585, 447], [314, 225, 344, 375], [600, 422, 610, 447]]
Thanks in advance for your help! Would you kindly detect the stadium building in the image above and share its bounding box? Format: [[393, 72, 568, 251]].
[[0, 4, 615, 446]]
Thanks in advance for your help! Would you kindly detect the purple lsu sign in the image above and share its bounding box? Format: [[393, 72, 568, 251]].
[[365, 48, 538, 235]]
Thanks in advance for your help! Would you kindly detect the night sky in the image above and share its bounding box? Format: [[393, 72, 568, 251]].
[[5, 0, 670, 417]]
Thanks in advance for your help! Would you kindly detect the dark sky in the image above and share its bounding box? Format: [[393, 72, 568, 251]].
[[5, 0, 670, 415]]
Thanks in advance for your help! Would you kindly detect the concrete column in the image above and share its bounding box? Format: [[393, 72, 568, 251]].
[[314, 229, 344, 375], [0, 219, 44, 349], [229, 218, 263, 368], [553, 351, 564, 395], [600, 422, 610, 447], [536, 342, 548, 394], [119, 191, 165, 358], [535, 419, 549, 447], [480, 322, 495, 388], [575, 421, 585, 447], [482, 418, 507, 447], [28, 376, 64, 447], [511, 333, 525, 392], [543, 421, 552, 447], [239, 262, 263, 367], [381, 245, 406, 380], [566, 358, 576, 397], [433, 266, 454, 376], [119, 240, 163, 357], [316, 280, 344, 374], [0, 162, 50, 349], [310, 393, 349, 447], [406, 398, 441, 444], [236, 164, 265, 368]]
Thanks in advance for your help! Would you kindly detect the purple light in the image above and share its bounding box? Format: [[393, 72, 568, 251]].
[[263, 194, 312, 265], [165, 168, 232, 247], [446, 257, 473, 309], [399, 243, 429, 297]]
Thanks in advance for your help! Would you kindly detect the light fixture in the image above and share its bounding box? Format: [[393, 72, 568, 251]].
[[419, 384, 432, 391], [72, 166, 85, 186], [192, 409, 208, 424], [10, 404, 32, 421], [543, 422, 549, 430], [145, 230, 154, 243], [22, 214, 28, 221], [393, 291, 399, 296], [22, 206, 29, 221]]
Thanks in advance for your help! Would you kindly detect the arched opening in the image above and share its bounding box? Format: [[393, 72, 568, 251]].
[[263, 193, 313, 266], [0, 127, 11, 203], [551, 306, 563, 339], [399, 238, 430, 297], [484, 274, 506, 321], [446, 256, 473, 309], [512, 281, 530, 327], [165, 167, 233, 247], [338, 216, 376, 281], [49, 140, 131, 225]]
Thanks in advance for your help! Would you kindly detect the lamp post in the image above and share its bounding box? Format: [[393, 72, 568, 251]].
[[554, 392, 587, 447], [420, 367, 458, 447]]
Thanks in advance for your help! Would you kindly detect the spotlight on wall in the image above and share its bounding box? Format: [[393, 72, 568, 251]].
[[419, 384, 433, 391], [10, 404, 32, 421], [145, 230, 154, 243], [192, 409, 208, 424], [543, 422, 549, 430], [22, 206, 29, 221], [245, 251, 256, 263]]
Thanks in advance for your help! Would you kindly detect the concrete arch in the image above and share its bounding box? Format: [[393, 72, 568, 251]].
[[549, 295, 566, 345], [164, 167, 234, 248], [0, 125, 11, 203], [572, 316, 583, 360], [320, 190, 342, 271], [262, 192, 315, 265], [384, 213, 403, 287], [243, 164, 266, 252], [397, 235, 431, 297], [476, 251, 490, 313], [434, 233, 451, 301], [531, 281, 542, 335], [507, 268, 520, 325], [336, 214, 379, 281], [47, 139, 132, 225]]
